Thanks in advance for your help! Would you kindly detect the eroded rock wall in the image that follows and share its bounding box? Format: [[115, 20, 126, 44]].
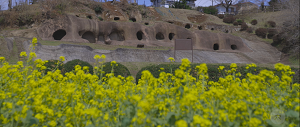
[[37, 15, 251, 52]]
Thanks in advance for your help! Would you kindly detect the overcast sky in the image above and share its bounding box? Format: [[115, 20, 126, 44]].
[[0, 0, 270, 10]]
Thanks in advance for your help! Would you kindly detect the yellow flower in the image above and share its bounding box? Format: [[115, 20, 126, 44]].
[[168, 57, 175, 62], [101, 54, 106, 59], [218, 66, 225, 71], [20, 52, 27, 57], [249, 118, 261, 127], [0, 57, 5, 61], [111, 61, 117, 66], [104, 113, 109, 120], [94, 55, 101, 60], [59, 56, 65, 62], [175, 120, 187, 127], [49, 120, 57, 127], [230, 63, 237, 69]]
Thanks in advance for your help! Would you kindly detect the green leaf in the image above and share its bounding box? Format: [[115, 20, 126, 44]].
[[266, 119, 284, 127], [27, 117, 39, 126], [86, 124, 95, 127], [121, 118, 131, 127], [151, 118, 164, 125], [285, 110, 299, 118], [166, 112, 176, 126]]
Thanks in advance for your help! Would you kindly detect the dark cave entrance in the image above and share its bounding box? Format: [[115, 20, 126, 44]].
[[185, 24, 191, 29], [169, 33, 175, 40], [231, 45, 237, 50], [129, 18, 136, 22], [53, 29, 66, 40], [213, 44, 219, 50], [156, 32, 164, 40], [136, 31, 144, 40]]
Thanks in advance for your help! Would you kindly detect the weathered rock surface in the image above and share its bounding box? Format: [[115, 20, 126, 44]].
[[37, 15, 251, 52], [22, 38, 281, 64]]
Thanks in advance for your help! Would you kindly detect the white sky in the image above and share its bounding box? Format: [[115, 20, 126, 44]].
[[0, 0, 270, 10]]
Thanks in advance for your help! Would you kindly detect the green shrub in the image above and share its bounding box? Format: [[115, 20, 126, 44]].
[[44, 60, 63, 74], [171, 0, 192, 9], [246, 27, 253, 33], [267, 29, 278, 39], [101, 62, 131, 78], [271, 33, 284, 46], [233, 22, 239, 26], [240, 22, 248, 31], [62, 59, 93, 74], [255, 28, 268, 38], [203, 6, 218, 15], [136, 63, 300, 84], [98, 17, 103, 21], [94, 5, 103, 14], [218, 14, 224, 19], [267, 21, 276, 27], [223, 16, 235, 24], [251, 19, 257, 25], [236, 19, 243, 25]]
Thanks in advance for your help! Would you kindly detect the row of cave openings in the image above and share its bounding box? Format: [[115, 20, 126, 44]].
[[52, 29, 176, 42], [52, 29, 238, 51], [213, 43, 237, 50]]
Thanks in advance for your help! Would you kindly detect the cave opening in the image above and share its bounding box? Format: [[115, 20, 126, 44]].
[[231, 45, 237, 50], [82, 31, 96, 43], [156, 32, 164, 40], [213, 44, 219, 50], [185, 24, 191, 29], [169, 33, 175, 40], [53, 29, 66, 40], [136, 31, 144, 40]]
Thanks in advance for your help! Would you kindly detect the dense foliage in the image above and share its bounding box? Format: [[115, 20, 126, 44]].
[[136, 63, 299, 84], [217, 14, 224, 19], [246, 27, 253, 33], [267, 29, 278, 39], [223, 16, 235, 24], [251, 19, 258, 25], [171, 0, 192, 9], [236, 19, 243, 25], [43, 60, 63, 74], [267, 21, 276, 28], [240, 22, 248, 31], [62, 59, 93, 75], [0, 38, 299, 127], [233, 22, 238, 26], [197, 6, 218, 15], [255, 28, 268, 38], [100, 62, 131, 78]]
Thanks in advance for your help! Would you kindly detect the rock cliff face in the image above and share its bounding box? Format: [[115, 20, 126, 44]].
[[37, 15, 252, 52]]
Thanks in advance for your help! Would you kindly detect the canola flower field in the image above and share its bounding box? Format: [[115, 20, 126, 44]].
[[0, 38, 299, 127]]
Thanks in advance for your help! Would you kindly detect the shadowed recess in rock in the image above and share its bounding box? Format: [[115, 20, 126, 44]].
[[185, 24, 191, 29], [198, 26, 202, 30], [213, 43, 219, 50], [231, 45, 237, 50], [114, 17, 120, 21], [169, 33, 175, 40], [136, 31, 144, 40], [110, 30, 125, 41], [156, 32, 164, 40], [53, 29, 66, 40], [82, 31, 95, 43], [129, 18, 136, 22]]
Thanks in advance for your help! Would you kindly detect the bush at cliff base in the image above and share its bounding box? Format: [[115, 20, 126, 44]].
[[0, 38, 299, 127]]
